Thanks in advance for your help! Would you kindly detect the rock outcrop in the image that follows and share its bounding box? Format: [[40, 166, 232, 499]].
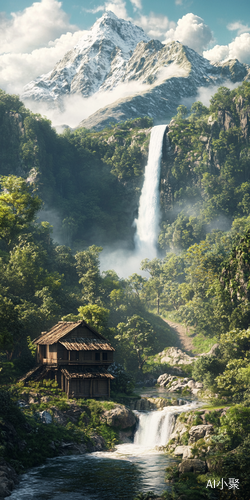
[[101, 404, 136, 429], [0, 460, 19, 499], [178, 458, 206, 474], [188, 424, 213, 443], [157, 347, 196, 365], [156, 345, 219, 367], [157, 373, 203, 395]]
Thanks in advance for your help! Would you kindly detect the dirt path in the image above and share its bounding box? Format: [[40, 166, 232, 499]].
[[162, 318, 195, 355]]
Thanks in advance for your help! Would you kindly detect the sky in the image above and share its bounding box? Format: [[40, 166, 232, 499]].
[[0, 0, 250, 98]]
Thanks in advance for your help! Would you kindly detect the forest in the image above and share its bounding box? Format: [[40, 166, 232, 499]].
[[1, 82, 250, 499]]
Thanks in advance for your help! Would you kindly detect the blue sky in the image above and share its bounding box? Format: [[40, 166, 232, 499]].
[[0, 0, 250, 97], [3, 0, 250, 45]]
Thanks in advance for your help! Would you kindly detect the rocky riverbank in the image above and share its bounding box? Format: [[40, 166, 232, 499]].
[[165, 406, 229, 470], [0, 460, 19, 499], [157, 373, 203, 396], [0, 385, 137, 499]]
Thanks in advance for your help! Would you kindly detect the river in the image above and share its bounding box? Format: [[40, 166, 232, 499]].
[[8, 399, 200, 500]]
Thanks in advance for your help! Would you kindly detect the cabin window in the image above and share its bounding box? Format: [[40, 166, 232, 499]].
[[95, 352, 100, 361], [102, 352, 107, 361]]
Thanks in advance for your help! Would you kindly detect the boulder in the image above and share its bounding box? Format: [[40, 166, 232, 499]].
[[88, 434, 106, 452], [0, 462, 19, 499], [188, 425, 213, 443], [119, 429, 134, 443], [173, 445, 194, 459], [179, 459, 206, 474], [195, 382, 203, 389], [182, 446, 194, 459], [59, 441, 89, 455], [157, 347, 196, 366], [169, 421, 187, 441], [101, 404, 136, 429], [51, 403, 84, 425], [157, 374, 176, 386], [39, 411, 52, 424]]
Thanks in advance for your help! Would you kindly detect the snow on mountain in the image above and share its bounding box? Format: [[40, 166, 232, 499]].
[[21, 11, 249, 129], [22, 11, 149, 102]]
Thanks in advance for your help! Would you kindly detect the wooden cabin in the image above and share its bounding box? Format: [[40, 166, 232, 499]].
[[32, 320, 115, 399]]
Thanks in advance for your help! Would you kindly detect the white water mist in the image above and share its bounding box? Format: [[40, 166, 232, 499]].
[[134, 124, 167, 259]]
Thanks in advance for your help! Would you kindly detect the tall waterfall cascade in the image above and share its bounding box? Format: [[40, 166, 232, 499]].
[[134, 124, 167, 259]]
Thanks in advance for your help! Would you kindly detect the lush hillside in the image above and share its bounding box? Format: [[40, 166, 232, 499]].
[[1, 82, 250, 377], [159, 82, 250, 252], [0, 89, 152, 249]]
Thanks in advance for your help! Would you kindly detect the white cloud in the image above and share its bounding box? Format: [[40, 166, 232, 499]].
[[156, 62, 188, 83], [82, 6, 105, 14], [0, 0, 78, 54], [227, 21, 250, 35], [130, 0, 142, 11], [204, 33, 250, 65], [136, 12, 175, 39], [181, 80, 240, 109], [0, 30, 87, 95], [163, 13, 213, 54], [229, 33, 250, 64], [0, 0, 88, 94], [24, 80, 151, 129], [203, 44, 229, 63], [104, 0, 129, 19]]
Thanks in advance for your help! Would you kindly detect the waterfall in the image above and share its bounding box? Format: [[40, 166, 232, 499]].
[[134, 409, 175, 447], [134, 124, 167, 259], [133, 401, 200, 450]]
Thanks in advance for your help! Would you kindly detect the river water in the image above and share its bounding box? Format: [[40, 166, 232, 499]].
[[8, 400, 200, 500]]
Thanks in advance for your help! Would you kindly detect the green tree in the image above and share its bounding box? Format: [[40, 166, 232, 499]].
[[0, 176, 42, 247], [75, 245, 103, 304], [141, 258, 165, 314], [116, 315, 156, 371]]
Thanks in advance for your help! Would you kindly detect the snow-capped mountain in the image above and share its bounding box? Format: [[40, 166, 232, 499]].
[[22, 11, 249, 129], [22, 11, 149, 101]]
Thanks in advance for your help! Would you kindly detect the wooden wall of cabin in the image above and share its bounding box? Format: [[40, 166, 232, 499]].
[[57, 343, 68, 361], [67, 378, 109, 398]]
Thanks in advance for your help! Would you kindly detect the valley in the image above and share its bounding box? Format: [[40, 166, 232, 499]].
[[1, 8, 250, 500]]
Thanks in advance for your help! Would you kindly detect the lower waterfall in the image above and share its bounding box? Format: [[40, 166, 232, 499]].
[[134, 410, 175, 448]]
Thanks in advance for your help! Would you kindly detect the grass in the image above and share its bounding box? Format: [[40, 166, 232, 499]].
[[191, 333, 218, 354], [160, 311, 219, 355]]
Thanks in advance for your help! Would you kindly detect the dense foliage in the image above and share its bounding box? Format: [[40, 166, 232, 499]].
[[1, 83, 250, 498], [0, 173, 176, 381], [0, 88, 152, 249]]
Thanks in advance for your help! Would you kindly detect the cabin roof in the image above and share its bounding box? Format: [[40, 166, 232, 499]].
[[59, 339, 114, 351], [61, 366, 114, 379], [33, 320, 110, 345]]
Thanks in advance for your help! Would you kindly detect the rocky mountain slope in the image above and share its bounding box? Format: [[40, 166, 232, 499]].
[[22, 12, 249, 130], [22, 11, 149, 102]]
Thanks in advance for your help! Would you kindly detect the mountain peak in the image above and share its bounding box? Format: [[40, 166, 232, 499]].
[[22, 12, 149, 102]]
